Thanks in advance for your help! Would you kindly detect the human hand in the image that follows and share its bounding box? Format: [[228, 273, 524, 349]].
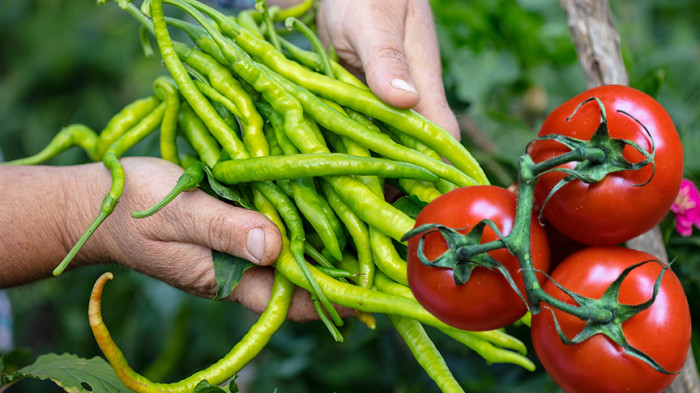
[[315, 0, 460, 140], [0, 157, 343, 320]]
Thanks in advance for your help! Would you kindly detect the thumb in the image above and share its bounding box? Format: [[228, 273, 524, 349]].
[[176, 192, 283, 266]]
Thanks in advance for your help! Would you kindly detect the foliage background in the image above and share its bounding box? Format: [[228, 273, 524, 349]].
[[1, 0, 698, 392]]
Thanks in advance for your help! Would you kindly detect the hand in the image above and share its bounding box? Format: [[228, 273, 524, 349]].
[[316, 0, 460, 140], [0, 157, 344, 321]]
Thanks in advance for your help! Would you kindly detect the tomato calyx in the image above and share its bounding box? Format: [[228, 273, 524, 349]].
[[401, 220, 527, 303], [528, 96, 656, 217], [537, 258, 677, 375]]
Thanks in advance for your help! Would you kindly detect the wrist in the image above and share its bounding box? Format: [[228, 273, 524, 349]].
[[0, 164, 104, 286], [58, 162, 116, 268]]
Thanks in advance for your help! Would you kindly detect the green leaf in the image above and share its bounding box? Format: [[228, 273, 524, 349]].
[[1, 348, 32, 374], [194, 379, 228, 392], [192, 375, 240, 392], [212, 250, 255, 300], [11, 353, 130, 393], [202, 166, 254, 210], [392, 194, 428, 220]]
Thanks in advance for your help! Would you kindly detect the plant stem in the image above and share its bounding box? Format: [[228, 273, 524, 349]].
[[509, 154, 612, 322]]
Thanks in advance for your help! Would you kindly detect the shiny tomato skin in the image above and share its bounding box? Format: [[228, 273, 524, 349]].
[[406, 185, 550, 331], [528, 85, 684, 245], [531, 246, 691, 393]]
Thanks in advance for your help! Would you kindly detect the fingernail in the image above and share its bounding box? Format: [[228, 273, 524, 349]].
[[391, 78, 417, 94], [246, 228, 265, 263]]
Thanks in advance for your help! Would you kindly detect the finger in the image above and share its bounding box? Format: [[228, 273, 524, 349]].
[[403, 0, 461, 140], [351, 2, 420, 109], [180, 192, 282, 266]]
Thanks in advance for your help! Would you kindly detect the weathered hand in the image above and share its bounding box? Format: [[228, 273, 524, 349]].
[[0, 157, 348, 320]]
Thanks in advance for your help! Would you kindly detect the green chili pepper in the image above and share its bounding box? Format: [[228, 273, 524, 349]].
[[132, 162, 205, 218], [313, 266, 356, 279], [373, 271, 413, 299], [388, 315, 465, 393], [381, 123, 458, 194], [438, 326, 536, 371], [277, 35, 365, 89], [193, 80, 246, 121], [284, 17, 334, 79], [236, 9, 264, 39], [397, 179, 443, 203], [331, 253, 378, 329], [326, 175, 413, 242], [177, 102, 221, 168], [152, 76, 181, 165], [320, 181, 373, 291], [94, 96, 161, 159], [262, 122, 284, 157], [256, 0, 281, 52], [369, 227, 409, 286], [271, 0, 313, 22], [1, 124, 98, 165], [212, 153, 440, 184], [89, 269, 295, 392], [254, 100, 347, 261], [290, 178, 344, 262]]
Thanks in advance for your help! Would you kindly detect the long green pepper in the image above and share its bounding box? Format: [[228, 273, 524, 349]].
[[94, 96, 161, 160], [152, 76, 181, 164], [89, 269, 295, 393], [1, 124, 98, 166]]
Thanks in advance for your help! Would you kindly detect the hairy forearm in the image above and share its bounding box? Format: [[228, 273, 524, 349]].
[[0, 164, 102, 287]]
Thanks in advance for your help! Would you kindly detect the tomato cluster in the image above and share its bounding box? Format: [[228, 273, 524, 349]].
[[405, 85, 690, 393]]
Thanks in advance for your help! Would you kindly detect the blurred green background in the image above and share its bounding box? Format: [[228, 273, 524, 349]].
[[1, 0, 699, 392]]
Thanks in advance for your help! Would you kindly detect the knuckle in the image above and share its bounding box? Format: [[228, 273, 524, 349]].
[[373, 44, 407, 66], [206, 213, 236, 252]]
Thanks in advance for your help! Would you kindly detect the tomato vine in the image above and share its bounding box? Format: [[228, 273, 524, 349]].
[[403, 84, 690, 390]]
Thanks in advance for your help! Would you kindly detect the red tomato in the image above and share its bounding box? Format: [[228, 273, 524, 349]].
[[406, 185, 550, 331], [531, 246, 691, 393], [528, 85, 684, 245]]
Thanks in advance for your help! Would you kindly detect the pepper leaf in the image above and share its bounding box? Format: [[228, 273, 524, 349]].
[[212, 250, 255, 300], [8, 353, 130, 393], [202, 165, 254, 210], [192, 376, 240, 393], [193, 379, 228, 393]]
